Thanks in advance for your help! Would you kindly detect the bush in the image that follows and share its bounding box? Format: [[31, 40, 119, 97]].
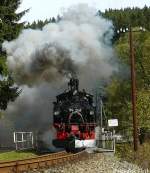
[[116, 141, 150, 169]]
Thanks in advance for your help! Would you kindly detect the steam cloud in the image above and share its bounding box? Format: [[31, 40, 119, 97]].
[[1, 4, 117, 149]]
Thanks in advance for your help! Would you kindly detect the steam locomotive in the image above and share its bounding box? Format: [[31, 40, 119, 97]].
[[52, 77, 96, 152]]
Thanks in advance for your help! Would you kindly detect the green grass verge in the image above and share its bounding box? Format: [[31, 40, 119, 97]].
[[0, 150, 37, 162]]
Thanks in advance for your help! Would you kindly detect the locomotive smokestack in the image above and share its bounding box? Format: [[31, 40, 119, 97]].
[[68, 77, 79, 91]]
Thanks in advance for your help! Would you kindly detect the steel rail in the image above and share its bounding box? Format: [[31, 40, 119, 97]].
[[0, 150, 86, 173]]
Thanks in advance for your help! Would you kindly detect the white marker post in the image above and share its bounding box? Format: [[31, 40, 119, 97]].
[[108, 119, 118, 152]]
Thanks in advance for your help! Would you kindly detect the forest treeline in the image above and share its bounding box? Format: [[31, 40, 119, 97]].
[[0, 0, 150, 136], [103, 6, 150, 30], [25, 6, 150, 30]]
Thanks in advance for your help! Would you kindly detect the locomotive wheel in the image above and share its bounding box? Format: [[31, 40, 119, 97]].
[[65, 135, 75, 153], [66, 145, 85, 153], [65, 147, 70, 153], [72, 148, 85, 153]]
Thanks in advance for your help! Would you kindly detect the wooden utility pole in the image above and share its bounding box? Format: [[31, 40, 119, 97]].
[[129, 26, 138, 151]]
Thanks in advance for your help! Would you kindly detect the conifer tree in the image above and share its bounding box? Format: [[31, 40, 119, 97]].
[[0, 0, 28, 110]]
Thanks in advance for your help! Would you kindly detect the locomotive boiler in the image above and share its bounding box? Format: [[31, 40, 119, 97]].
[[52, 77, 96, 152]]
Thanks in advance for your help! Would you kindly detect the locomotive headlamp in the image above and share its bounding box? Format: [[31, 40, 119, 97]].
[[69, 108, 73, 112], [90, 111, 94, 115], [78, 109, 82, 112], [54, 111, 60, 115]]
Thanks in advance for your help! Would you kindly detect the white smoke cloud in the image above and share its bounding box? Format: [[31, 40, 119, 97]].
[[1, 4, 118, 149], [3, 4, 115, 86]]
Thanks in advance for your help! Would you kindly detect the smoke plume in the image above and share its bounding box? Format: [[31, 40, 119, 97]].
[[1, 4, 118, 149]]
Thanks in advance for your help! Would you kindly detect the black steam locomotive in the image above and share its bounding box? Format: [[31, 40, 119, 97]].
[[52, 77, 96, 152]]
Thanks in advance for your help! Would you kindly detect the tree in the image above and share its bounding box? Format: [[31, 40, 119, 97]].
[[105, 29, 150, 138], [0, 76, 21, 110], [105, 79, 132, 137], [0, 0, 28, 110], [137, 89, 150, 129], [25, 18, 55, 30], [102, 6, 150, 31]]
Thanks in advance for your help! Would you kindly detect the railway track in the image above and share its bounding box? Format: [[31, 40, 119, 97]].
[[0, 150, 86, 173]]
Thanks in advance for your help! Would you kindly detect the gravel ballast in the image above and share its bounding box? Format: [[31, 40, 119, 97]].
[[29, 152, 150, 173]]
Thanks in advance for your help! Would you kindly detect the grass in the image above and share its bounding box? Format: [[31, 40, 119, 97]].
[[0, 150, 37, 162], [115, 141, 150, 170]]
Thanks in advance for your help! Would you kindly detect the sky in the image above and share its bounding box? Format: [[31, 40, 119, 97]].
[[19, 0, 150, 22]]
